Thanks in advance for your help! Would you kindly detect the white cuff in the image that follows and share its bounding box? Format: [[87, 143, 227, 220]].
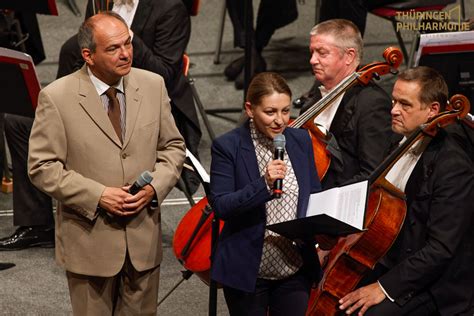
[[377, 281, 395, 302]]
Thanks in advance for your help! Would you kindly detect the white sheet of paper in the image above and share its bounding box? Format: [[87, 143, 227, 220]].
[[306, 180, 368, 230], [185, 149, 210, 184]]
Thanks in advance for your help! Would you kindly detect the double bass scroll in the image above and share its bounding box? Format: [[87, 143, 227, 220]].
[[446, 94, 474, 130]]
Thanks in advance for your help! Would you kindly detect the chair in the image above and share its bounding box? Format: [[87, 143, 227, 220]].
[[370, 0, 465, 67]]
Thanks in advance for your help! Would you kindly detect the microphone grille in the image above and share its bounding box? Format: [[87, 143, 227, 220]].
[[137, 171, 153, 186], [273, 134, 286, 149]]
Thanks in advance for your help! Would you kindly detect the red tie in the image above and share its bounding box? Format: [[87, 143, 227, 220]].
[[105, 87, 123, 143]]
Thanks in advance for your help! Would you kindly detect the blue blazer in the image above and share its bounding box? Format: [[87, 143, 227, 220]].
[[209, 122, 322, 292]]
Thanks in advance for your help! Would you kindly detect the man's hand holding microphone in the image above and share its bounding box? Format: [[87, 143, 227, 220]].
[[99, 171, 157, 217]]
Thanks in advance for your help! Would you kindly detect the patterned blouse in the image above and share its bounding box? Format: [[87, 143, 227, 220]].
[[249, 120, 303, 280]]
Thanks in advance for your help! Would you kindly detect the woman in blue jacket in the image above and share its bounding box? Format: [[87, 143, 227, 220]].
[[209, 72, 322, 315]]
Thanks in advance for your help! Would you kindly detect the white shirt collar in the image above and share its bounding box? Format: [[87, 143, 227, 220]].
[[87, 67, 124, 96], [398, 136, 427, 156], [318, 73, 353, 97]]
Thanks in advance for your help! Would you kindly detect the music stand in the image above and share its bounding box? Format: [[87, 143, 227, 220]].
[[184, 150, 219, 316], [0, 0, 58, 16], [414, 31, 474, 114], [0, 48, 40, 117]]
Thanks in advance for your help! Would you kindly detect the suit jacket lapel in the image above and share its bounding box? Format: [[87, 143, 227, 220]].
[[131, 0, 153, 34], [284, 130, 307, 218], [284, 130, 298, 182], [77, 66, 123, 148], [405, 136, 438, 206], [122, 72, 142, 148], [329, 85, 360, 136], [239, 123, 260, 182]]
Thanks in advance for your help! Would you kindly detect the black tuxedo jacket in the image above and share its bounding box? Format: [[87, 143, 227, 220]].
[[379, 130, 474, 315], [57, 0, 201, 155], [446, 121, 474, 162], [301, 81, 400, 189]]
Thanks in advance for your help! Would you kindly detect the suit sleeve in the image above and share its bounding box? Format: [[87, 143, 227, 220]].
[[379, 140, 474, 304], [150, 80, 186, 204], [132, 1, 190, 87], [28, 90, 105, 221], [209, 137, 272, 221]]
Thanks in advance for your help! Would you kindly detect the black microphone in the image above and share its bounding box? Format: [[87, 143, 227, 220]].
[[129, 171, 153, 195], [273, 134, 286, 198]]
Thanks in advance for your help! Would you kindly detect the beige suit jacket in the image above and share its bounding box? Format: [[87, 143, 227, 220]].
[[28, 66, 185, 277]]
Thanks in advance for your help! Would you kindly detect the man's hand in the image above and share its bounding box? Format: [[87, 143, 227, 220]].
[[122, 184, 155, 215], [99, 184, 155, 217], [339, 283, 386, 315], [99, 187, 132, 216]]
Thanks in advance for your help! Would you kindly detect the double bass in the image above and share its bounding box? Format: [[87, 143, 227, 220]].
[[172, 196, 223, 285], [291, 47, 403, 180], [307, 95, 471, 315]]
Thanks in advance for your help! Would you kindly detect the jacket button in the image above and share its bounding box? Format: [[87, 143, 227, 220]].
[[122, 153, 128, 159]]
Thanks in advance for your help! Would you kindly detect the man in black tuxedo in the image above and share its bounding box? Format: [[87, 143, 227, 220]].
[[57, 0, 201, 194], [339, 66, 474, 315], [0, 104, 21, 260], [300, 19, 397, 189], [0, 115, 55, 251]]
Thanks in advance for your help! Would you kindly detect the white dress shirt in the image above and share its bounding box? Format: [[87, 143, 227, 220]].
[[378, 136, 429, 301], [87, 67, 127, 140], [113, 0, 139, 28]]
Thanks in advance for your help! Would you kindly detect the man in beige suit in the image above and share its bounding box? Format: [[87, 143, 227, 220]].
[[28, 12, 185, 315]]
